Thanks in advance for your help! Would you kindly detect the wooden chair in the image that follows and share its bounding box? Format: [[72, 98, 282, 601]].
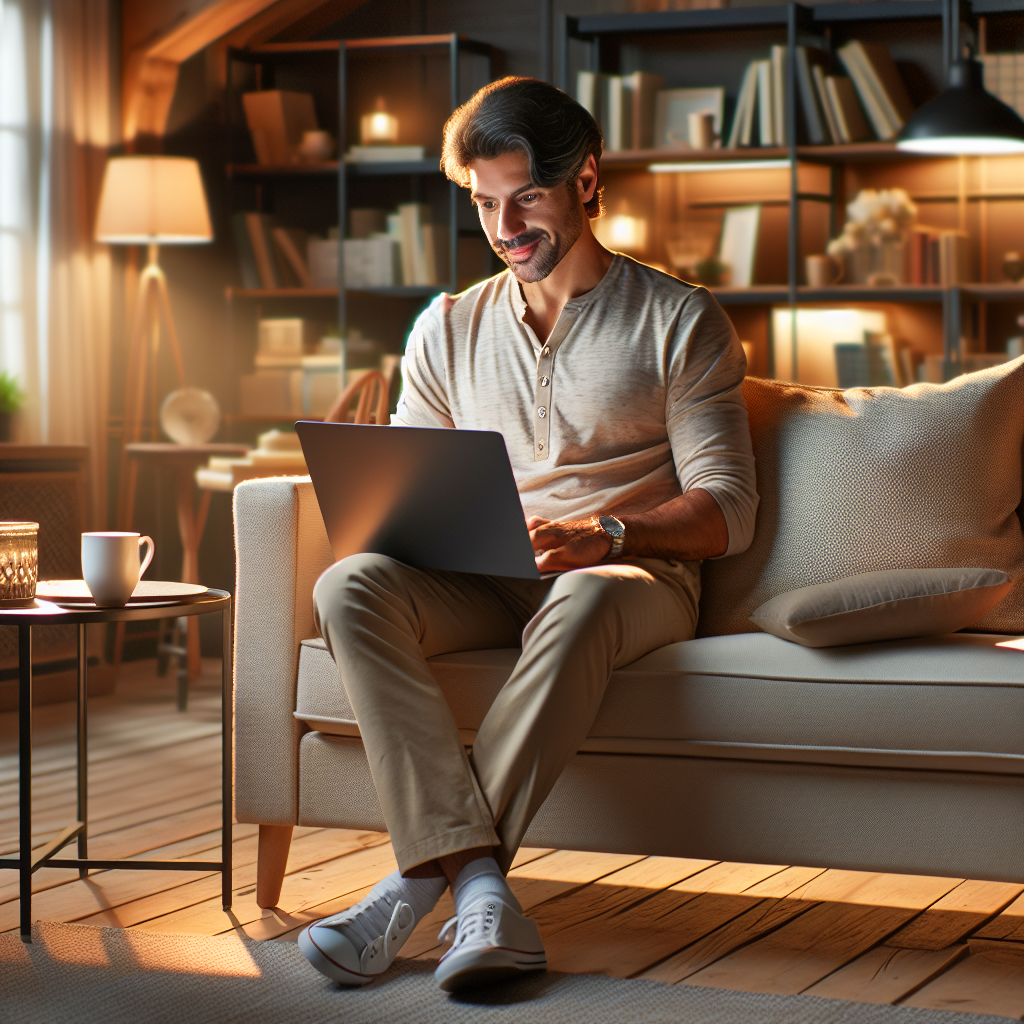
[[324, 369, 391, 425]]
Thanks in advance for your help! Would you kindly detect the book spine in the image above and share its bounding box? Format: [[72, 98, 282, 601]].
[[795, 47, 825, 145], [813, 65, 839, 145], [246, 213, 279, 289], [838, 44, 893, 139], [757, 60, 774, 146]]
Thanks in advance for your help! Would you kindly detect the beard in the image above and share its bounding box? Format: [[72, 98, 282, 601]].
[[492, 190, 584, 283]]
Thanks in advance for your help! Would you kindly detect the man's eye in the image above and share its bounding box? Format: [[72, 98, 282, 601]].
[[521, 194, 538, 203]]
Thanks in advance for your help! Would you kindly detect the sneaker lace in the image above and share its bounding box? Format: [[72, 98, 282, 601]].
[[437, 901, 497, 949], [325, 891, 400, 951]]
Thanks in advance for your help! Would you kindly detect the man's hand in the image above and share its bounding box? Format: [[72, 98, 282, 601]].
[[528, 516, 611, 573]]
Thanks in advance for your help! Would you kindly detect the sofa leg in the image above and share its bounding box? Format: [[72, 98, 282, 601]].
[[257, 824, 294, 908]]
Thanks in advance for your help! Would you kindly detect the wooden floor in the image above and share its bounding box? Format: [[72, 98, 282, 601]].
[[2, 658, 1022, 1019]]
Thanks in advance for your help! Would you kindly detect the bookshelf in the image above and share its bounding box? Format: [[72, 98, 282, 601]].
[[561, 0, 1024, 385], [222, 34, 493, 432]]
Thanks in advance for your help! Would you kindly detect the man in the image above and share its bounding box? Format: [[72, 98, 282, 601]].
[[298, 77, 758, 992]]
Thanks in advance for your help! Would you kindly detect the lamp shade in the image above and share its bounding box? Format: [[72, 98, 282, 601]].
[[896, 58, 1024, 155], [95, 156, 213, 244]]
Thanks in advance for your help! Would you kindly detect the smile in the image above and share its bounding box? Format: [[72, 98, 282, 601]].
[[505, 239, 541, 262]]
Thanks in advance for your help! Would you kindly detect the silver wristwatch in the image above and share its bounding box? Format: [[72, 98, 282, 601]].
[[597, 515, 626, 559]]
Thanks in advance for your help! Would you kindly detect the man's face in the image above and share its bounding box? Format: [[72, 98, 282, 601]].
[[468, 150, 584, 283]]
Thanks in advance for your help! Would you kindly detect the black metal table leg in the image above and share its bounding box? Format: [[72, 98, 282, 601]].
[[77, 623, 88, 875], [221, 602, 233, 910], [19, 624, 32, 942]]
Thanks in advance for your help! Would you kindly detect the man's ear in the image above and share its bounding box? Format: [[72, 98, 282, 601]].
[[575, 153, 599, 205]]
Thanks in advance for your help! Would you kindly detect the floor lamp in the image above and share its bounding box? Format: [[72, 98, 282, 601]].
[[95, 157, 212, 673], [95, 156, 213, 530]]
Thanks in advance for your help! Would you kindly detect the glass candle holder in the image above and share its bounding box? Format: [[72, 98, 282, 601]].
[[0, 521, 39, 606]]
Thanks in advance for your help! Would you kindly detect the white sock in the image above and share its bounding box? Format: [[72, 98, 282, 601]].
[[452, 856, 521, 918], [374, 870, 448, 920]]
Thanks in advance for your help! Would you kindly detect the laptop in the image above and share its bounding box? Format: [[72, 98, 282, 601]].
[[295, 421, 540, 579]]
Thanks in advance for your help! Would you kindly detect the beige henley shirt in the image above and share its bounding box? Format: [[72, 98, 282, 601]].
[[393, 254, 759, 558]]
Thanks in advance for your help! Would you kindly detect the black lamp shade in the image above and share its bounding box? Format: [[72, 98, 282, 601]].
[[897, 58, 1024, 154]]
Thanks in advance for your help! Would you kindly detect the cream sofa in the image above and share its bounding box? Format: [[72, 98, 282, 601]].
[[233, 365, 1024, 907]]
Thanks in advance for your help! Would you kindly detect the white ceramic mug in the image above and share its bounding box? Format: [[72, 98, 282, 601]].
[[81, 532, 154, 607]]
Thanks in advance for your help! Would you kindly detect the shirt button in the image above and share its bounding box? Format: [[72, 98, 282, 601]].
[[539, 376, 550, 387], [537, 407, 547, 418], [542, 346, 550, 356], [537, 442, 544, 451]]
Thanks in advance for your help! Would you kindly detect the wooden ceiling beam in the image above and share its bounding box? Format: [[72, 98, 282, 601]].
[[123, 0, 368, 143]]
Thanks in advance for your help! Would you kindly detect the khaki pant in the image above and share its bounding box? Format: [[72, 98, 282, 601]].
[[312, 552, 700, 874]]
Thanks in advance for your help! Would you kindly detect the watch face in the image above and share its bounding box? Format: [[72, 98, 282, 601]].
[[598, 516, 625, 539]]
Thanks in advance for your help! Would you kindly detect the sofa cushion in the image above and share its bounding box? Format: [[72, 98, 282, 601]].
[[697, 357, 1024, 638], [294, 632, 1024, 774], [750, 567, 1013, 648]]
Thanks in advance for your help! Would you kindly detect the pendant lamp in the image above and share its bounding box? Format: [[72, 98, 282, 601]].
[[896, 0, 1024, 154]]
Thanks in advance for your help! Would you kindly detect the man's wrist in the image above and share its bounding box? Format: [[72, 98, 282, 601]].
[[596, 516, 626, 559]]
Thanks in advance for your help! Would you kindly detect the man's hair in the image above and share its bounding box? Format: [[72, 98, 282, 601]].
[[441, 77, 604, 219]]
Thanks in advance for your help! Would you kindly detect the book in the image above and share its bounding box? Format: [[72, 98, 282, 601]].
[[756, 60, 774, 145], [727, 61, 759, 149], [422, 223, 450, 287], [242, 91, 318, 165], [813, 64, 840, 145], [839, 41, 914, 138], [576, 71, 609, 128], [795, 47, 830, 145], [838, 43, 893, 139], [342, 237, 400, 288], [626, 71, 664, 149], [244, 212, 279, 288], [398, 203, 433, 286], [605, 75, 633, 152], [834, 343, 870, 388], [271, 228, 311, 288], [344, 145, 426, 163], [307, 238, 339, 289], [864, 331, 900, 386], [257, 318, 319, 358], [939, 230, 970, 285], [770, 45, 787, 146], [825, 76, 872, 143], [231, 213, 261, 289]]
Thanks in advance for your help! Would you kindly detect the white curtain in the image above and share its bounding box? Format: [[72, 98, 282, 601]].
[[0, 0, 114, 527]]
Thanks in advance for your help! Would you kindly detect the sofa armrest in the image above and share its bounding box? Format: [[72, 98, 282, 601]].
[[233, 476, 334, 825]]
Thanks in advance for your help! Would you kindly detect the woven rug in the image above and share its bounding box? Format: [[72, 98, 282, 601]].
[[0, 922, 1008, 1024]]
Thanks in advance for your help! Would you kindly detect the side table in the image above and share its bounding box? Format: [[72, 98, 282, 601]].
[[0, 589, 232, 942]]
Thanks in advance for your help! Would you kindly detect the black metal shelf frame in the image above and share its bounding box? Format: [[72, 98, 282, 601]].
[[560, 0, 1024, 383]]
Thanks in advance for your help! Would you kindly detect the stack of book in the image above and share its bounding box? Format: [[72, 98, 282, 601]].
[[196, 430, 308, 492], [909, 227, 971, 286], [233, 213, 312, 289], [344, 144, 426, 162], [577, 71, 665, 150], [727, 40, 913, 148]]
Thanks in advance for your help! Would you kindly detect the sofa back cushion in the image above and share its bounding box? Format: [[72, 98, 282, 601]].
[[697, 356, 1024, 637]]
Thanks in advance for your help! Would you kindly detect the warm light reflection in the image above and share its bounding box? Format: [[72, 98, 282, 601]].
[[996, 638, 1024, 651], [603, 214, 648, 252], [360, 97, 399, 145], [897, 136, 1024, 155]]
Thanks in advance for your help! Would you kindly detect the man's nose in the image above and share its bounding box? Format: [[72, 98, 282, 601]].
[[497, 202, 525, 244]]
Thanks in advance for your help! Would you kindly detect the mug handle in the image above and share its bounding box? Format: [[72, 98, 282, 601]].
[[138, 535, 155, 578]]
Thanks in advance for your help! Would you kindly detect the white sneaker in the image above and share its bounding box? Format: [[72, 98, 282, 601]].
[[434, 896, 547, 992], [298, 889, 417, 986]]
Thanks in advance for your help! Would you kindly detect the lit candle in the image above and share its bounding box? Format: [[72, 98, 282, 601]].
[[361, 97, 399, 145]]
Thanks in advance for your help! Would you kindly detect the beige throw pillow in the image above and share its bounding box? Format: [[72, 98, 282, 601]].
[[698, 357, 1024, 637], [750, 567, 1013, 648]]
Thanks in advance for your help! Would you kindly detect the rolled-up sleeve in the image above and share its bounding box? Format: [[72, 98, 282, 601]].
[[392, 296, 455, 429], [666, 288, 759, 557]]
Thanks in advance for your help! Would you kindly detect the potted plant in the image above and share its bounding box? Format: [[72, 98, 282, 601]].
[[0, 372, 25, 442]]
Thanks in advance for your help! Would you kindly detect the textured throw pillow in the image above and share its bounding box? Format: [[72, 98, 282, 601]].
[[750, 567, 1013, 648], [698, 357, 1024, 637]]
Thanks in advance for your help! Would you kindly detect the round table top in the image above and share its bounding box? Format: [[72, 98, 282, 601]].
[[0, 588, 230, 625]]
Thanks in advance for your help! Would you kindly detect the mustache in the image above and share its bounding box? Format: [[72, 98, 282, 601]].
[[494, 229, 547, 251]]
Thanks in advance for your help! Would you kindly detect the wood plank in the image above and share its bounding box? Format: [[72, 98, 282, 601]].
[[143, 841, 400, 939], [902, 940, 1024, 1019], [973, 890, 1024, 942], [886, 880, 1024, 950], [682, 870, 962, 995], [542, 862, 789, 978], [805, 944, 969, 1004], [638, 866, 828, 984], [530, 857, 719, 936]]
